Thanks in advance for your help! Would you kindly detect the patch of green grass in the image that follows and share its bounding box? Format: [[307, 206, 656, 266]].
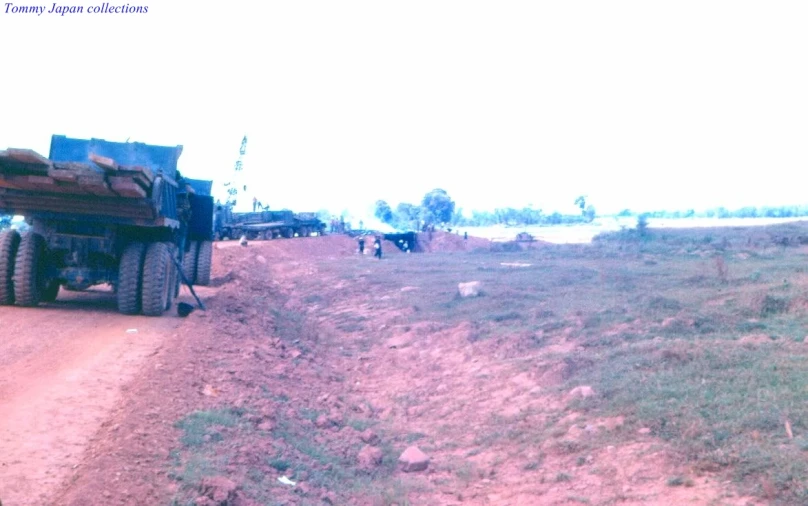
[[174, 407, 244, 448]]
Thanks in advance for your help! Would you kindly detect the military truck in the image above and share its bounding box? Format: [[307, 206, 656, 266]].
[[0, 135, 214, 316], [213, 204, 326, 241]]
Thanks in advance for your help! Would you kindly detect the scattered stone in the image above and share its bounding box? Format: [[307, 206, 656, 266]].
[[199, 476, 237, 504], [360, 429, 380, 445], [385, 334, 411, 349], [398, 445, 430, 472], [458, 281, 482, 298], [568, 385, 595, 399], [256, 255, 267, 264], [239, 235, 248, 246], [314, 415, 330, 429], [638, 427, 652, 435], [327, 411, 343, 427], [321, 492, 337, 504], [357, 445, 384, 468]]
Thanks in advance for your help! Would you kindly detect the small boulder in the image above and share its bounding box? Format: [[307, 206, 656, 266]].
[[458, 281, 481, 298], [239, 235, 248, 246], [360, 429, 380, 445], [398, 445, 430, 472], [199, 476, 237, 504], [568, 385, 595, 399], [357, 445, 384, 469]]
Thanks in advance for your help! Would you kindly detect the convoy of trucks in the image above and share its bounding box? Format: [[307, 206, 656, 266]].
[[213, 205, 327, 241], [0, 135, 214, 316]]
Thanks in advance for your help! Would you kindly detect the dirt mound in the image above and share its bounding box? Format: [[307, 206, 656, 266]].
[[417, 231, 491, 252], [216, 234, 360, 259]]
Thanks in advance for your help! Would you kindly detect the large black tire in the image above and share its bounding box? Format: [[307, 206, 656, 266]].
[[195, 241, 212, 286], [141, 242, 172, 316], [0, 229, 20, 305], [117, 242, 146, 315], [182, 241, 199, 285], [13, 232, 46, 307]]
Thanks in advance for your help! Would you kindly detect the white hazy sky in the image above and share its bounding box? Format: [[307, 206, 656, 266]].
[[1, 1, 806, 217]]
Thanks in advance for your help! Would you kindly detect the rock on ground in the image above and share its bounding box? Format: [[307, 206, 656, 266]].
[[398, 445, 430, 472]]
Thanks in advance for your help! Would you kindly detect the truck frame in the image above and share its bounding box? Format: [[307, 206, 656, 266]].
[[213, 205, 326, 241], [0, 135, 214, 316]]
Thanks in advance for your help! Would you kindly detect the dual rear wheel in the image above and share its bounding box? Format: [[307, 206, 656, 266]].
[[0, 230, 55, 307], [180, 240, 212, 286], [117, 241, 178, 316]]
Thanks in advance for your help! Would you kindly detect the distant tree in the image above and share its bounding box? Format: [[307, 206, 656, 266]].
[[636, 213, 650, 237], [583, 205, 596, 223], [374, 200, 394, 224], [617, 209, 633, 217], [395, 202, 421, 230], [421, 189, 455, 226], [0, 216, 10, 230], [574, 196, 587, 212]]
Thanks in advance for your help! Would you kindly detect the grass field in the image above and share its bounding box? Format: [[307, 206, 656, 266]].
[[165, 222, 808, 504], [315, 221, 808, 503]]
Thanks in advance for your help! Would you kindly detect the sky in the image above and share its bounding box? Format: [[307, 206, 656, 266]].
[[1, 1, 807, 219]]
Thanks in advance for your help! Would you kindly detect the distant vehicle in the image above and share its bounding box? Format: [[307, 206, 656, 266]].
[[213, 204, 326, 241], [515, 232, 536, 242], [0, 135, 214, 316]]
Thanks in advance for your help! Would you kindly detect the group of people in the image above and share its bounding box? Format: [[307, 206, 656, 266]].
[[357, 235, 383, 259]]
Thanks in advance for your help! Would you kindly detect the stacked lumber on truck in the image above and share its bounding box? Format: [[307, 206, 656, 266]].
[[0, 149, 156, 199]]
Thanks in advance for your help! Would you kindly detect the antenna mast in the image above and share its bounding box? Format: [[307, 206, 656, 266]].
[[224, 135, 248, 207]]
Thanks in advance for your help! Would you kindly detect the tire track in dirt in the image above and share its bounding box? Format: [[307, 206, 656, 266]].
[[0, 290, 183, 506]]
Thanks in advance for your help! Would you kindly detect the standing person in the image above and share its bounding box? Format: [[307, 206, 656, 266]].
[[374, 236, 382, 259], [358, 236, 365, 254], [464, 231, 468, 241], [252, 197, 258, 212]]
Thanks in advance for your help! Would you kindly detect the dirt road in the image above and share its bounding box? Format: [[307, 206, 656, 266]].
[[0, 289, 187, 506]]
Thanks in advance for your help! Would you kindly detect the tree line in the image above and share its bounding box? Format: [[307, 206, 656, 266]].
[[373, 189, 808, 231]]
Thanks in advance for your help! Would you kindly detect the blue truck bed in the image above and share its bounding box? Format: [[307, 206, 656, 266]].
[[0, 135, 184, 227]]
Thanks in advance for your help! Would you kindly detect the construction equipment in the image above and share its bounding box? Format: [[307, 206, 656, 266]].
[[0, 135, 214, 316], [213, 205, 326, 241]]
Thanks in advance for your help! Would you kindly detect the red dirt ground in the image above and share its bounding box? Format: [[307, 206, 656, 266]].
[[0, 234, 760, 506]]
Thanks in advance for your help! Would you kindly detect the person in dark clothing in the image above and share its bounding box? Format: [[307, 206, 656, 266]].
[[358, 237, 365, 254], [374, 236, 382, 259], [464, 231, 468, 241]]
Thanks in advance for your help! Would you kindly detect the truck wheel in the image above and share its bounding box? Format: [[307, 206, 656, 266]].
[[182, 241, 199, 285], [41, 280, 60, 302], [0, 229, 20, 305], [13, 231, 46, 307], [117, 242, 146, 314], [141, 242, 172, 316], [195, 241, 213, 286]]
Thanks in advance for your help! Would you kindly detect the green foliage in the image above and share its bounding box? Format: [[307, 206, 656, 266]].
[[421, 188, 455, 225], [0, 216, 11, 230], [374, 200, 394, 224]]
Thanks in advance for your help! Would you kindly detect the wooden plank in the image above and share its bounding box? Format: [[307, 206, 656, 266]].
[[89, 153, 119, 172], [48, 168, 79, 183], [77, 175, 117, 197], [116, 169, 152, 190], [0, 193, 155, 219], [121, 165, 154, 183], [4, 148, 52, 168], [108, 176, 148, 198]]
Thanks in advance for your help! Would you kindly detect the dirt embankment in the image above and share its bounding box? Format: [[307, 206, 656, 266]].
[[1, 234, 759, 505]]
